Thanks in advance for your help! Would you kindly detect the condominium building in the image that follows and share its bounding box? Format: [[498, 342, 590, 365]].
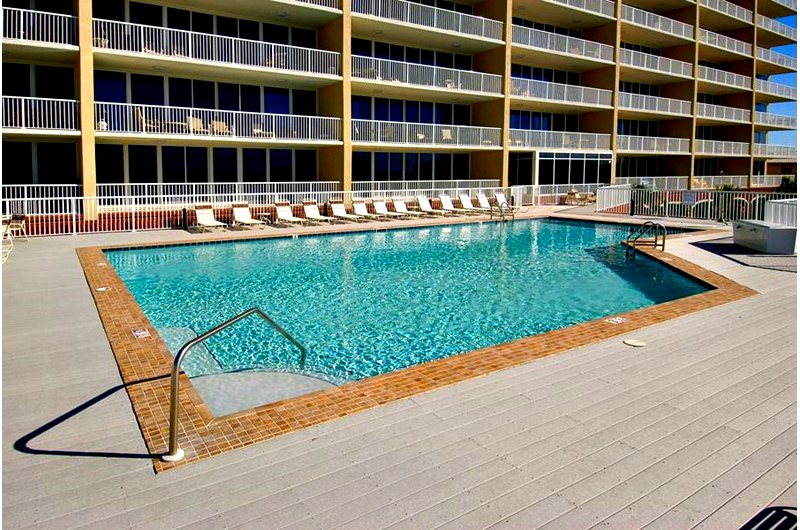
[[2, 0, 796, 195]]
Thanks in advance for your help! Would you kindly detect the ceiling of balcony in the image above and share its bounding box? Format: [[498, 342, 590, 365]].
[[1, 41, 78, 65], [699, 8, 754, 32]]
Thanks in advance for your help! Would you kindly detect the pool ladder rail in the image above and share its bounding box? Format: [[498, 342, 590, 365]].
[[490, 201, 515, 222], [163, 307, 307, 462], [625, 221, 667, 259]]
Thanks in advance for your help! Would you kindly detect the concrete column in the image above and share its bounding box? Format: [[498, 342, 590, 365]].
[[78, 0, 97, 218]]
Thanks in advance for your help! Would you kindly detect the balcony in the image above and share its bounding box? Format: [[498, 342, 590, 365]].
[[619, 49, 693, 83], [758, 0, 796, 18], [350, 56, 502, 102], [92, 19, 341, 88], [2, 7, 78, 61], [752, 174, 788, 187], [617, 135, 691, 153], [695, 139, 751, 156], [94, 103, 342, 145], [618, 92, 693, 117], [697, 65, 752, 93], [621, 5, 695, 46], [756, 14, 798, 44], [351, 120, 502, 149], [754, 111, 797, 129], [753, 144, 798, 158], [511, 25, 614, 70], [2, 96, 80, 135], [350, 0, 503, 53], [755, 78, 798, 101], [508, 129, 611, 150], [696, 102, 752, 123], [699, 28, 753, 58], [756, 46, 798, 73], [698, 0, 754, 26], [533, 0, 616, 24], [510, 78, 613, 111]]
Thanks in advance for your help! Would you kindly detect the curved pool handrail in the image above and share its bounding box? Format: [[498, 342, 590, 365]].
[[163, 306, 307, 462]]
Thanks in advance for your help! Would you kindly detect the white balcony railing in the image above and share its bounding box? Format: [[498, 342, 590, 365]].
[[757, 14, 798, 40], [508, 129, 611, 150], [756, 46, 798, 69], [752, 175, 788, 188], [771, 0, 797, 12], [3, 96, 79, 131], [617, 135, 691, 153], [619, 48, 693, 77], [511, 25, 614, 63], [351, 56, 502, 94], [696, 102, 751, 122], [695, 139, 751, 156], [299, 0, 341, 8], [755, 78, 798, 99], [754, 144, 798, 158], [545, 0, 616, 18], [351, 0, 503, 41], [95, 102, 342, 141], [93, 19, 341, 77], [351, 119, 502, 147], [618, 92, 692, 115], [698, 65, 752, 89], [510, 78, 613, 106], [693, 175, 750, 189], [2, 7, 77, 46], [700, 28, 753, 56], [755, 111, 797, 128], [621, 5, 694, 40], [699, 0, 753, 24]]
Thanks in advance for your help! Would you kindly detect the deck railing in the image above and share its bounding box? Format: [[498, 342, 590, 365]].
[[3, 96, 80, 131], [595, 184, 632, 212], [753, 144, 798, 158], [755, 111, 797, 128], [95, 102, 342, 141], [696, 102, 751, 122], [511, 25, 614, 63], [695, 139, 751, 156], [544, 0, 616, 18], [351, 0, 504, 41], [619, 48, 693, 77], [350, 56, 502, 94], [698, 65, 752, 89], [351, 119, 502, 147], [509, 129, 611, 150], [771, 0, 797, 11], [93, 19, 341, 77], [298, 0, 341, 8], [753, 175, 789, 188], [693, 175, 750, 189], [617, 135, 690, 153], [621, 5, 694, 40], [618, 92, 692, 115], [616, 176, 688, 190], [700, 28, 753, 56], [2, 7, 77, 46], [756, 46, 798, 69], [764, 198, 797, 226], [352, 179, 500, 193], [510, 78, 613, 106], [755, 78, 798, 99], [756, 14, 798, 40], [699, 0, 753, 23]]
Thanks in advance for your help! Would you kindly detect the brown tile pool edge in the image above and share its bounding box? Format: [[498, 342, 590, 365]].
[[75, 219, 754, 472]]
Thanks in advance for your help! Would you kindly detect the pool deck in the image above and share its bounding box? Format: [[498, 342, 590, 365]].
[[3, 209, 796, 529]]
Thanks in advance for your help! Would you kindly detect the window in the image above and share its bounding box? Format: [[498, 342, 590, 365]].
[[213, 148, 237, 182], [404, 153, 418, 180], [191, 12, 213, 34], [352, 96, 372, 119], [374, 152, 389, 181], [168, 77, 192, 107], [240, 20, 260, 40], [241, 85, 261, 112], [162, 146, 186, 183], [292, 90, 316, 115], [218, 83, 239, 111], [295, 150, 317, 181], [453, 153, 469, 178], [94, 0, 124, 21], [352, 152, 372, 181], [192, 80, 215, 109], [419, 153, 433, 179], [390, 153, 403, 181], [434, 153, 451, 179], [3, 63, 29, 97], [166, 8, 190, 30], [128, 145, 157, 184], [131, 74, 164, 105], [291, 28, 315, 48], [94, 70, 126, 103], [216, 16, 238, 37], [96, 145, 125, 183], [129, 2, 162, 25], [263, 23, 289, 44], [374, 98, 389, 121], [352, 38, 372, 57], [3, 142, 33, 184], [186, 147, 208, 182], [270, 149, 292, 181], [264, 87, 290, 114], [243, 149, 267, 181]]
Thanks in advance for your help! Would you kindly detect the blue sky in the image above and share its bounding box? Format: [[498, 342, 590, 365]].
[[768, 14, 797, 146]]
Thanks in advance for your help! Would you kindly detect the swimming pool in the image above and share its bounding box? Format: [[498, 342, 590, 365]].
[[107, 219, 707, 401]]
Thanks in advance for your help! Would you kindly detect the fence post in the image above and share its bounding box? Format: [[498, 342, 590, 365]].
[[130, 196, 136, 232], [71, 197, 77, 236]]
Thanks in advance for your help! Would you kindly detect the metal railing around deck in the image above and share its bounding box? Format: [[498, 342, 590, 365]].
[[615, 177, 688, 190], [350, 56, 502, 94], [617, 135, 691, 153], [351, 120, 501, 147], [95, 102, 341, 141], [764, 198, 797, 227], [756, 47, 798, 69], [696, 102, 751, 122], [508, 130, 611, 150], [755, 78, 798, 99], [3, 96, 79, 131], [693, 175, 750, 189], [618, 92, 692, 115], [699, 0, 753, 23], [755, 111, 797, 128], [544, 0, 616, 18], [510, 78, 613, 106], [511, 25, 614, 63], [595, 184, 632, 212], [619, 48, 693, 78], [756, 14, 798, 40], [297, 0, 341, 8], [770, 0, 798, 11], [351, 0, 504, 41], [700, 28, 753, 56], [698, 65, 752, 90], [752, 175, 789, 188], [695, 139, 751, 156], [352, 179, 500, 193], [93, 19, 341, 77], [2, 7, 77, 46], [621, 5, 694, 40], [753, 144, 798, 158]]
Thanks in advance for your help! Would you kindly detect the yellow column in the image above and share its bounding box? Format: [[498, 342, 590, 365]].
[[78, 0, 97, 218]]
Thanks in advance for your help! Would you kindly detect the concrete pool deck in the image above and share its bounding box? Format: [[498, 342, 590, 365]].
[[3, 209, 796, 528]]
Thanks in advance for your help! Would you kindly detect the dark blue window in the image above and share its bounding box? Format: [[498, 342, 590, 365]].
[[218, 83, 239, 111], [128, 145, 157, 183], [352, 38, 372, 57], [186, 147, 208, 182], [129, 2, 161, 25], [192, 80, 215, 109], [390, 153, 403, 181], [292, 28, 315, 48], [264, 87, 290, 114], [166, 8, 190, 30], [374, 98, 389, 121], [168, 78, 191, 107], [295, 150, 317, 181], [374, 152, 389, 180], [292, 90, 316, 115], [263, 23, 289, 44], [419, 153, 433, 180], [216, 16, 238, 37], [405, 101, 419, 123], [162, 146, 186, 183], [213, 148, 237, 182], [270, 149, 292, 181], [404, 153, 418, 180], [390, 100, 403, 121], [3, 63, 29, 97], [131, 74, 164, 105], [352, 96, 372, 119], [96, 145, 125, 183], [352, 151, 372, 181], [239, 20, 260, 40], [241, 85, 261, 112], [420, 102, 433, 123], [243, 149, 267, 181], [94, 70, 126, 103]]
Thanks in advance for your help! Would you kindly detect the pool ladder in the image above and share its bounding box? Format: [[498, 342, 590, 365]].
[[625, 221, 667, 259], [162, 307, 307, 462], [490, 201, 515, 222]]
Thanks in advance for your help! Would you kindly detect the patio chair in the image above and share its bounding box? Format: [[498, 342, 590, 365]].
[[441, 128, 453, 142], [439, 195, 477, 215], [494, 192, 519, 212], [476, 192, 493, 210], [193, 204, 227, 232], [231, 203, 266, 229], [458, 194, 490, 213], [188, 116, 209, 134], [330, 202, 365, 222], [6, 214, 28, 241], [275, 202, 310, 226], [392, 198, 426, 217], [353, 201, 385, 220], [2, 224, 13, 264], [373, 199, 408, 219], [135, 107, 161, 132], [211, 120, 234, 136], [416, 195, 454, 216], [303, 201, 337, 224]]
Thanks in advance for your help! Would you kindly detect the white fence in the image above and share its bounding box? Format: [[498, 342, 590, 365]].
[[752, 175, 789, 188], [754, 144, 798, 158], [3, 96, 80, 131], [696, 102, 751, 123], [510, 78, 613, 106], [617, 135, 690, 154], [755, 112, 796, 129], [695, 140, 751, 156], [764, 199, 797, 227], [616, 177, 687, 190], [508, 130, 611, 150], [621, 5, 694, 39], [700, 28, 752, 56], [350, 0, 504, 41], [546, 0, 616, 18], [595, 184, 632, 212], [511, 25, 614, 63], [93, 19, 341, 77], [2, 7, 77, 46], [693, 175, 750, 189], [352, 179, 499, 193], [699, 0, 753, 23], [757, 47, 797, 70], [618, 92, 692, 115], [95, 102, 341, 141], [350, 56, 502, 94], [351, 120, 502, 147], [299, 0, 340, 8], [755, 79, 798, 99], [698, 65, 752, 90], [619, 48, 693, 78], [756, 14, 797, 40]]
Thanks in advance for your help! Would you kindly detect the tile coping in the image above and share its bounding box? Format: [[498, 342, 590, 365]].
[[75, 215, 754, 472]]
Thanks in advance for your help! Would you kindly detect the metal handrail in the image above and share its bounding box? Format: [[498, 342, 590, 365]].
[[163, 307, 307, 462], [625, 221, 666, 258]]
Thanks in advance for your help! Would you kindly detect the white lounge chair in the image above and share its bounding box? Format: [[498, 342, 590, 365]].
[[303, 201, 337, 224], [392, 199, 426, 217], [232, 203, 266, 229], [416, 195, 454, 216], [275, 202, 309, 226], [459, 194, 490, 213], [476, 192, 493, 210], [439, 194, 478, 215], [353, 201, 385, 220], [2, 224, 13, 264], [193, 204, 227, 232], [494, 192, 519, 212], [373, 199, 408, 219], [330, 202, 365, 222]]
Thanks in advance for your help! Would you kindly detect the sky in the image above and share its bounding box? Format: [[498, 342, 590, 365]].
[[768, 13, 797, 147]]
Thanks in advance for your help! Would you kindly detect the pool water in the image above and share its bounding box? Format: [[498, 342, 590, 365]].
[[106, 219, 707, 383]]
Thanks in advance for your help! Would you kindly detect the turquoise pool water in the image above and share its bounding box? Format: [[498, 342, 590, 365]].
[[106, 219, 707, 382]]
